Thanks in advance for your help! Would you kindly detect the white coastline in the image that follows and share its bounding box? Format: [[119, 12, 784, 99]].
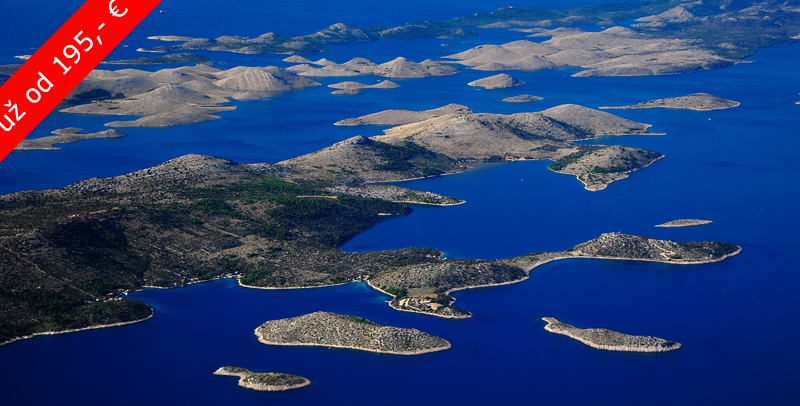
[[255, 330, 451, 355], [0, 310, 154, 347]]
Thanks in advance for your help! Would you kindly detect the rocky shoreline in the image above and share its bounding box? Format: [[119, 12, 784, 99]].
[[0, 309, 153, 347]]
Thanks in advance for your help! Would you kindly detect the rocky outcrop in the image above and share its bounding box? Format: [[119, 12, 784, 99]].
[[254, 312, 451, 355], [542, 318, 682, 352], [213, 367, 310, 392], [600, 93, 740, 111]]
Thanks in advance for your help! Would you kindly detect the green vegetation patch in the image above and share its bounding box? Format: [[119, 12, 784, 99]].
[[547, 146, 604, 171], [373, 141, 439, 172]]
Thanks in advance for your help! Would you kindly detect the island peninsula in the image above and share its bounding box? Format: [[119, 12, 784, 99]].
[[255, 311, 451, 355], [214, 367, 310, 391], [542, 317, 681, 352], [0, 90, 747, 342], [0, 139, 742, 341], [15, 128, 126, 151], [372, 232, 741, 318]]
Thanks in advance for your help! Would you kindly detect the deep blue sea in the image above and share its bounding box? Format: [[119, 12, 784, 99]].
[[2, 1, 799, 405]]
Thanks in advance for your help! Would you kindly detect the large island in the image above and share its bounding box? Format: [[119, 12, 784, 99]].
[[254, 311, 451, 355], [0, 103, 741, 342]]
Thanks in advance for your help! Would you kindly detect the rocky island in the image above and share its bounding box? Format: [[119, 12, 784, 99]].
[[287, 56, 460, 78], [328, 80, 400, 90], [468, 73, 525, 89], [547, 145, 663, 191], [542, 317, 682, 352], [600, 93, 740, 111], [139, 23, 475, 55], [656, 219, 713, 228], [334, 104, 471, 126], [331, 89, 363, 95], [503, 94, 543, 103], [254, 312, 451, 355], [444, 27, 732, 77], [213, 367, 310, 391], [15, 128, 127, 151]]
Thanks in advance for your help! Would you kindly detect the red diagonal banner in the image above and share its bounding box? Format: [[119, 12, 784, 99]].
[[0, 0, 162, 162]]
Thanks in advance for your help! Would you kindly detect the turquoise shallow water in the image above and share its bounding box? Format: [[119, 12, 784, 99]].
[[1, 1, 800, 404]]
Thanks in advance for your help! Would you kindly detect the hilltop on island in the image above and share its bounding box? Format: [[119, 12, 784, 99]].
[[542, 317, 682, 352], [600, 93, 740, 111], [255, 312, 451, 355], [340, 103, 663, 191], [213, 367, 310, 392]]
